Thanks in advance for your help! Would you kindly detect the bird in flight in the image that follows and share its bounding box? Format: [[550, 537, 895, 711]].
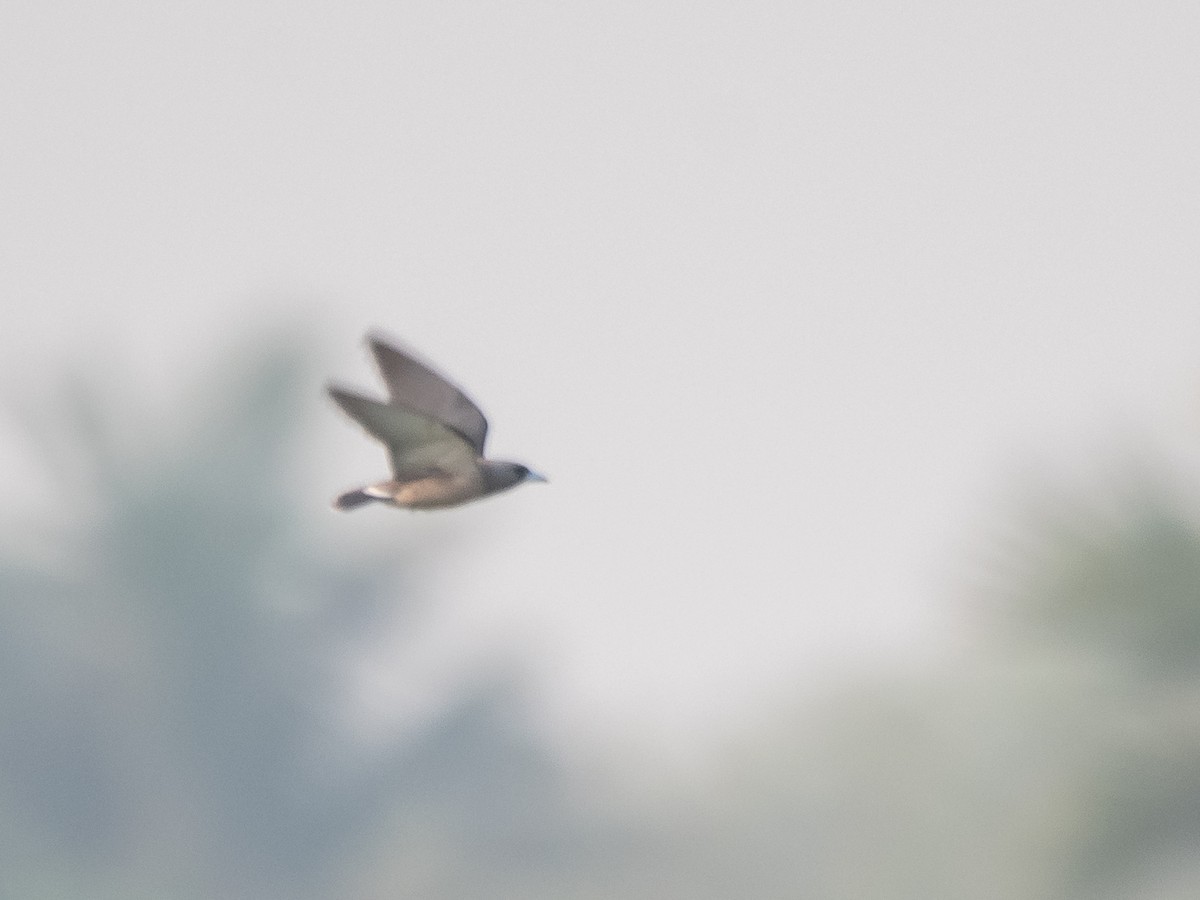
[[328, 333, 546, 510]]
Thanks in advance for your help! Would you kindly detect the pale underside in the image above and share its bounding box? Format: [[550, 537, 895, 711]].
[[362, 470, 486, 509]]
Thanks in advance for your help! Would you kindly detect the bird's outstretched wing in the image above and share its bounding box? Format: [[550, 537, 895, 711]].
[[367, 334, 489, 454], [328, 386, 477, 481]]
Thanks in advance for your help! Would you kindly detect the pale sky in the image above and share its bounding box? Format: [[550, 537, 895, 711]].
[[3, 1, 1199, 764]]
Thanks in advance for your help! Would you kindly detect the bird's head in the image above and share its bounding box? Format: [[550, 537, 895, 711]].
[[481, 460, 548, 493]]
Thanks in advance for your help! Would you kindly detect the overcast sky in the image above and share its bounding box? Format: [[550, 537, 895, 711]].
[[3, 1, 1199, 764]]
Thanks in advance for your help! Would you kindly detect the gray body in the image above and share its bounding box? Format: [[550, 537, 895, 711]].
[[329, 334, 544, 510]]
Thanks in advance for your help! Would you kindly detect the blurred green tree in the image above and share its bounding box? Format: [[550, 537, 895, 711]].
[[0, 335, 579, 899], [653, 463, 1200, 900], [988, 472, 1200, 898]]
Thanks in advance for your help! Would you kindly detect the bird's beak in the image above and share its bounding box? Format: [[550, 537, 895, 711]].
[[526, 470, 548, 483]]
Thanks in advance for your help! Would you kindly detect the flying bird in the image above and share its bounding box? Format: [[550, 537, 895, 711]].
[[328, 333, 546, 510]]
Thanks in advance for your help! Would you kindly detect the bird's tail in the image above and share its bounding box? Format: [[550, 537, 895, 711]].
[[332, 487, 384, 511]]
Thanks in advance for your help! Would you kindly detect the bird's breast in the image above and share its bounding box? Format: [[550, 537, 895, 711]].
[[389, 471, 486, 509]]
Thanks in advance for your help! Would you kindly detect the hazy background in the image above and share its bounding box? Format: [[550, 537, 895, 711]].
[[2, 2, 1199, 897]]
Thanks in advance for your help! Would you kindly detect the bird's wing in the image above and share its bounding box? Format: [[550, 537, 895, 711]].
[[328, 386, 478, 481], [368, 334, 489, 454]]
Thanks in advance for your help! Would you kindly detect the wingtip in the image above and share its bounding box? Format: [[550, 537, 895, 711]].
[[326, 382, 366, 411], [365, 328, 404, 356]]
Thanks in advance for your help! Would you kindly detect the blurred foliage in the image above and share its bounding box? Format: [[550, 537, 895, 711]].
[[0, 334, 586, 899], [985, 473, 1200, 897], [608, 465, 1200, 900], [1, 332, 1198, 898], [993, 475, 1200, 682]]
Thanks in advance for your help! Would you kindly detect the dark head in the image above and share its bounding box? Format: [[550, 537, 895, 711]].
[[480, 460, 548, 495]]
